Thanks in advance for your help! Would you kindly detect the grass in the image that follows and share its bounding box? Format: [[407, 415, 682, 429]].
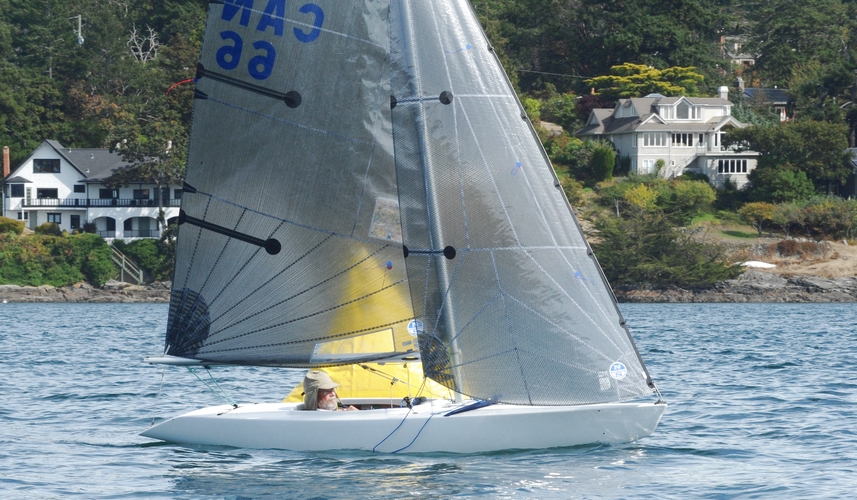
[[722, 229, 757, 239]]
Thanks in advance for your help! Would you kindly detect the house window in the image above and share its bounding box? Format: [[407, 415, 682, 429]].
[[718, 159, 748, 174], [37, 188, 58, 199], [677, 102, 690, 119], [17, 212, 28, 220], [133, 189, 150, 200], [671, 133, 694, 147], [99, 189, 118, 199], [10, 184, 24, 197], [70, 215, 81, 229], [124, 219, 133, 231], [642, 159, 656, 173], [74, 184, 85, 193], [698, 134, 705, 145], [47, 213, 61, 224], [173, 189, 183, 200], [34, 159, 60, 173], [642, 133, 667, 147]]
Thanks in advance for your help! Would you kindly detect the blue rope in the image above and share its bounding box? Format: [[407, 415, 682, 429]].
[[388, 410, 442, 453], [372, 407, 413, 452]]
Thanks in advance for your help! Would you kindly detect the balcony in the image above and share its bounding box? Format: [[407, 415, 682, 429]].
[[124, 229, 161, 238], [22, 198, 182, 208]]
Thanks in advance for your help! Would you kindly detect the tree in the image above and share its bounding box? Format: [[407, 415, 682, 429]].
[[585, 63, 706, 100], [739, 202, 777, 236], [591, 208, 741, 287], [726, 120, 852, 199], [590, 145, 615, 181]]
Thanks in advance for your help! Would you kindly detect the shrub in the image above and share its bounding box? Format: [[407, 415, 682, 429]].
[[35, 222, 62, 236], [0, 217, 24, 235]]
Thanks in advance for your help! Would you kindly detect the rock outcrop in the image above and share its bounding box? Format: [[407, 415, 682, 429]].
[[614, 270, 857, 303], [0, 280, 171, 303]]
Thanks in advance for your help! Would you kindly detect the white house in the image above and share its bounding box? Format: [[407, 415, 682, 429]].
[[2, 140, 181, 240], [576, 87, 759, 189]]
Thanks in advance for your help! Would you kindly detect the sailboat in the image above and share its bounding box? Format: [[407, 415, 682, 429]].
[[142, 0, 666, 453]]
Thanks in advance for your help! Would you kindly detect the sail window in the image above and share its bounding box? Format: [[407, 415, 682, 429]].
[[369, 198, 402, 242], [309, 329, 397, 364]]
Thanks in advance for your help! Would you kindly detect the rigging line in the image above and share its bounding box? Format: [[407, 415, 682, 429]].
[[371, 377, 428, 453], [205, 277, 410, 347], [206, 245, 391, 340], [186, 367, 237, 407], [359, 364, 424, 394], [150, 365, 168, 427]]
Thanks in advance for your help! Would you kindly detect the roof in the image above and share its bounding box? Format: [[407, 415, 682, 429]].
[[576, 95, 740, 136], [45, 139, 129, 181], [4, 176, 32, 183], [743, 88, 789, 105]]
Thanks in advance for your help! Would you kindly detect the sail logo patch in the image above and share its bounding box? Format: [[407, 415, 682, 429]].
[[609, 362, 627, 380], [407, 320, 424, 337]]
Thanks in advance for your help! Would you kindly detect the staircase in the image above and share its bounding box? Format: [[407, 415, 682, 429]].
[[111, 247, 145, 285]]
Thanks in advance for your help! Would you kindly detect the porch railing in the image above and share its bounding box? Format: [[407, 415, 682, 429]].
[[23, 198, 181, 208]]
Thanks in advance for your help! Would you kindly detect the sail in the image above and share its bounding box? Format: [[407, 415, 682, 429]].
[[388, 0, 655, 405], [165, 0, 418, 366]]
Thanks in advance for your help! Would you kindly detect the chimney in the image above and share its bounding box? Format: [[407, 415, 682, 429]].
[[718, 86, 729, 100], [3, 146, 9, 179]]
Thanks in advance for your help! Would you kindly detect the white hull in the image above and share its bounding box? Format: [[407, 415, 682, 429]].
[[141, 399, 666, 453]]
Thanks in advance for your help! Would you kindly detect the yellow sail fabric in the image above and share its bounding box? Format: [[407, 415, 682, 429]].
[[283, 360, 452, 401], [285, 246, 449, 401]]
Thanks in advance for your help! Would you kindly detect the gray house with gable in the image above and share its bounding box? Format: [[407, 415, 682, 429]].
[[577, 86, 759, 189]]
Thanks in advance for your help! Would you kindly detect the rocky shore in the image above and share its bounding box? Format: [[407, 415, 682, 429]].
[[614, 270, 857, 303], [0, 280, 171, 303], [0, 271, 854, 303]]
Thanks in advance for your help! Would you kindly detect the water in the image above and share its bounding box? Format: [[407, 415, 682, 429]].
[[1, 303, 855, 498]]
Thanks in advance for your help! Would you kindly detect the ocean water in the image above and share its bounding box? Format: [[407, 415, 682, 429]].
[[1, 302, 855, 499]]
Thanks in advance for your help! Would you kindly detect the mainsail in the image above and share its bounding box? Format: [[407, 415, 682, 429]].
[[166, 0, 416, 366], [165, 0, 658, 407]]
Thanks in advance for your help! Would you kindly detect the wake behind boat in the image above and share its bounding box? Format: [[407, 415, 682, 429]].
[[143, 0, 666, 453]]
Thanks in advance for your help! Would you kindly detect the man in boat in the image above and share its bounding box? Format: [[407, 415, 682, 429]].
[[302, 370, 359, 411]]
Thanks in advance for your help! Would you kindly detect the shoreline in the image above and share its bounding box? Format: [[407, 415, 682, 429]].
[[614, 270, 857, 303], [0, 271, 855, 303]]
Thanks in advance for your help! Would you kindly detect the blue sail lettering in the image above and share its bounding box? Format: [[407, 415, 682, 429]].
[[221, 0, 254, 27], [293, 3, 324, 43], [257, 0, 286, 37]]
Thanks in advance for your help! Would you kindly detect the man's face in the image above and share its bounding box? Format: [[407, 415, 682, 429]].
[[317, 388, 338, 410]]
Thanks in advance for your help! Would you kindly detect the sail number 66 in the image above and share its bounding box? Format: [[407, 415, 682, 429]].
[[216, 3, 325, 81]]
